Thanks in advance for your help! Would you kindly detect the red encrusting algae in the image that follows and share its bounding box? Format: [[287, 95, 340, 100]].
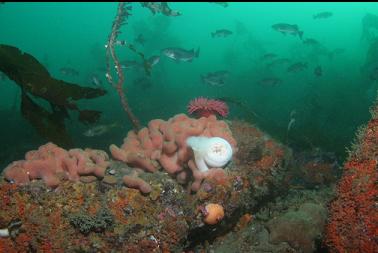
[[324, 95, 378, 253]]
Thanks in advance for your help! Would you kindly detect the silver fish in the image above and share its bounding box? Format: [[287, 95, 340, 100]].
[[287, 118, 296, 132], [120, 60, 139, 69], [134, 34, 146, 45], [59, 67, 79, 76], [161, 47, 200, 62], [133, 76, 152, 90], [211, 29, 233, 38], [287, 110, 297, 138], [287, 62, 308, 72], [272, 23, 304, 40], [91, 74, 103, 87], [147, 55, 160, 67], [329, 48, 345, 59], [313, 12, 333, 19], [303, 38, 320, 46], [208, 2, 228, 8], [201, 70, 229, 86], [115, 40, 127, 46], [258, 77, 282, 86], [314, 66, 322, 77], [84, 123, 119, 137], [261, 53, 278, 61]]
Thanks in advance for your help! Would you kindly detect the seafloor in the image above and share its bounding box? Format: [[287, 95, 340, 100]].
[[0, 110, 376, 252]]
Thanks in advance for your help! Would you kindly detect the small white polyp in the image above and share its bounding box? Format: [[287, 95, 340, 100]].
[[186, 136, 233, 172], [0, 228, 9, 237]]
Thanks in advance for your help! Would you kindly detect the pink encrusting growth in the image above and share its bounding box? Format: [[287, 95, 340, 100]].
[[187, 97, 229, 118], [110, 113, 237, 191], [123, 175, 152, 194], [4, 142, 110, 188]]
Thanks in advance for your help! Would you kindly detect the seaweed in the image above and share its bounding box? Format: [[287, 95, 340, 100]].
[[0, 44, 107, 146], [20, 91, 74, 147]]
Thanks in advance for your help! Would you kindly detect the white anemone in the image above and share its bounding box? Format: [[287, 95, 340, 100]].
[[186, 136, 233, 172]]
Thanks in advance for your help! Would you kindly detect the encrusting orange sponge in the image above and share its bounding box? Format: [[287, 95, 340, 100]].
[[203, 203, 225, 225]]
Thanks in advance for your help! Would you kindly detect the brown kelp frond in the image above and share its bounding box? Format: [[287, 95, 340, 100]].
[[21, 91, 74, 148], [0, 44, 107, 145], [0, 44, 106, 107]]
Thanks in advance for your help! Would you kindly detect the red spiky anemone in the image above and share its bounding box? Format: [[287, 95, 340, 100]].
[[187, 97, 229, 118]]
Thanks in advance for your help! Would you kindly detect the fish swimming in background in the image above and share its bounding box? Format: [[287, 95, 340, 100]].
[[201, 70, 229, 86], [133, 76, 152, 90], [314, 66, 322, 77], [286, 109, 297, 143], [147, 55, 160, 68], [303, 38, 320, 46], [120, 56, 159, 72], [211, 29, 233, 38], [83, 122, 120, 137], [272, 23, 304, 40], [134, 34, 146, 45], [114, 40, 127, 46], [216, 96, 260, 120], [120, 60, 139, 69], [311, 45, 333, 59], [258, 77, 282, 86], [161, 47, 200, 62], [59, 67, 79, 76], [91, 74, 103, 87], [289, 109, 296, 119], [208, 2, 228, 8], [105, 40, 126, 48], [287, 118, 296, 132], [328, 48, 345, 59], [313, 11, 333, 19], [287, 62, 308, 73], [260, 53, 277, 61]]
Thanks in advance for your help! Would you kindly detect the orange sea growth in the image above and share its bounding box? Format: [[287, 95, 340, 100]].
[[324, 98, 378, 253]]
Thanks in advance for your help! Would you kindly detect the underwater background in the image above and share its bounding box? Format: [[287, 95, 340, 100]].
[[1, 3, 378, 253], [1, 2, 378, 169]]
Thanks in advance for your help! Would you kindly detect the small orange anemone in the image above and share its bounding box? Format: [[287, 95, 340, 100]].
[[204, 203, 224, 225]]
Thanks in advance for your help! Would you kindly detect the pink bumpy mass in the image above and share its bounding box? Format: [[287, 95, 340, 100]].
[[4, 142, 110, 188], [187, 97, 229, 118], [110, 113, 237, 191]]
